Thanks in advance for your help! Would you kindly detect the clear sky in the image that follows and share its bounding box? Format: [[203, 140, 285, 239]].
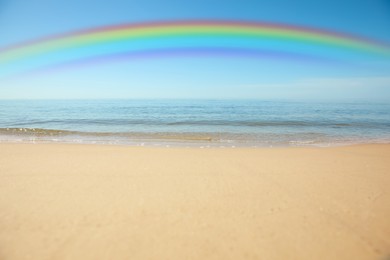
[[0, 0, 389, 100]]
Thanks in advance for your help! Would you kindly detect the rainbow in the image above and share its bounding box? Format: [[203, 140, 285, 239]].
[[1, 20, 389, 77]]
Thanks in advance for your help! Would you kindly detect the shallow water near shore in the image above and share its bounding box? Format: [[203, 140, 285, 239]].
[[0, 99, 389, 147]]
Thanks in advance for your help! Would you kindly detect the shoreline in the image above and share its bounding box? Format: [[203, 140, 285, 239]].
[[1, 143, 389, 259], [1, 139, 390, 148], [1, 123, 390, 148]]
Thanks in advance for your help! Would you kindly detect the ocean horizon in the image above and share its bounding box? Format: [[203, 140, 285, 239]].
[[0, 99, 389, 147]]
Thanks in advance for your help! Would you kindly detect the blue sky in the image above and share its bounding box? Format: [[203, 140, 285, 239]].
[[0, 0, 389, 100]]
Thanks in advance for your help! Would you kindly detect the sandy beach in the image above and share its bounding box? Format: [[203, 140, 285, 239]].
[[0, 143, 389, 260]]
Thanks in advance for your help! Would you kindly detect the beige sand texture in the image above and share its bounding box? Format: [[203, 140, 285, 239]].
[[0, 143, 389, 260]]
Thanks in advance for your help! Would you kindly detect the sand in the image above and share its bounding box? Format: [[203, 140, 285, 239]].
[[0, 143, 389, 260]]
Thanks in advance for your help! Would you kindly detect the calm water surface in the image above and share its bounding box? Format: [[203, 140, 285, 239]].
[[0, 100, 389, 147]]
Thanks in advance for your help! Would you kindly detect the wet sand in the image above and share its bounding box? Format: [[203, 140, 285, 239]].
[[0, 143, 389, 260]]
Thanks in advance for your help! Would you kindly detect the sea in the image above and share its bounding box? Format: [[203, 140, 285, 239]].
[[0, 99, 389, 147]]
